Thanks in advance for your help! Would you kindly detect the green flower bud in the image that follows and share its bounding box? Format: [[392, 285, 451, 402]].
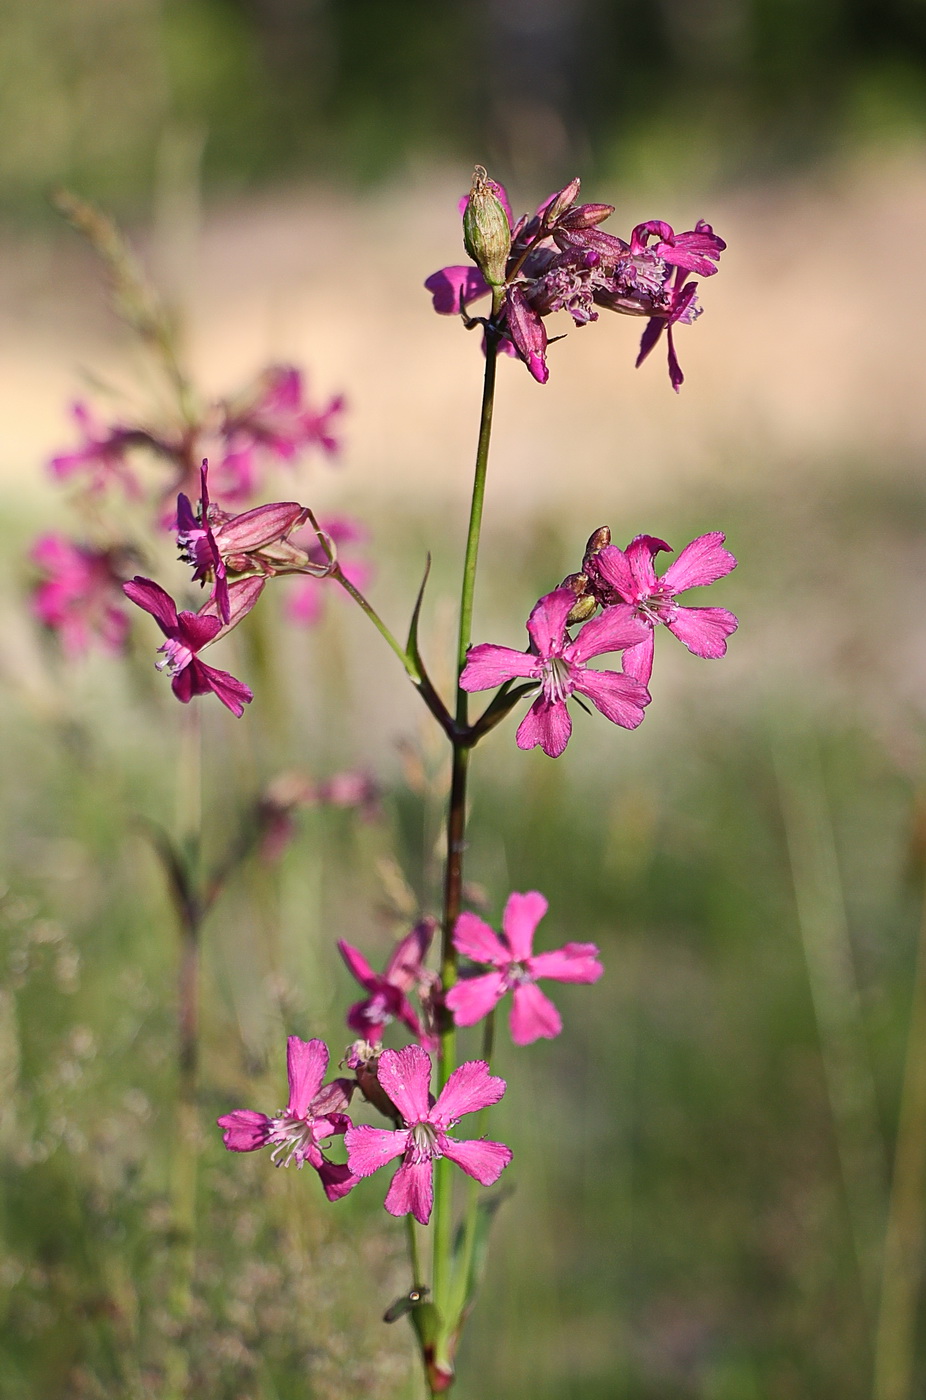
[[463, 166, 511, 288]]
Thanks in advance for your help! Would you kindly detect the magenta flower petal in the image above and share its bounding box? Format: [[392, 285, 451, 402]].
[[424, 265, 490, 314], [337, 939, 379, 991], [661, 532, 736, 593], [502, 891, 547, 962], [385, 1158, 434, 1225], [377, 1045, 432, 1124], [526, 588, 575, 657], [626, 535, 670, 590], [123, 577, 179, 634], [460, 642, 536, 691], [510, 982, 563, 1045], [217, 1109, 272, 1151], [530, 943, 603, 983], [445, 971, 508, 1027], [431, 1059, 506, 1128], [345, 1124, 410, 1177], [385, 919, 436, 991], [622, 632, 655, 685], [666, 606, 738, 659], [317, 1161, 358, 1202], [452, 912, 509, 967], [516, 697, 572, 758], [574, 668, 649, 729], [176, 611, 223, 651], [285, 1037, 328, 1118], [174, 660, 253, 716], [439, 1135, 513, 1186], [567, 603, 648, 663]]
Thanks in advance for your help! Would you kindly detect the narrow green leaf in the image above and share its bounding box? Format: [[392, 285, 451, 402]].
[[405, 552, 432, 674]]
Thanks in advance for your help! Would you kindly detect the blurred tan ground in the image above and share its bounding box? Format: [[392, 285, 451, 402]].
[[3, 150, 924, 522]]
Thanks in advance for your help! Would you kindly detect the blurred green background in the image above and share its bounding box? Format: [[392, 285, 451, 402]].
[[3, 2, 926, 1398]]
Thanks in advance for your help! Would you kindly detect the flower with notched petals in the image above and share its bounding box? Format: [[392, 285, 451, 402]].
[[338, 920, 437, 1048], [218, 1036, 357, 1201]]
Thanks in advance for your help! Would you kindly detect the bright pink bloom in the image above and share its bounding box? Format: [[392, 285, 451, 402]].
[[446, 891, 603, 1045], [460, 587, 651, 758], [338, 919, 436, 1047], [217, 365, 345, 501], [218, 1036, 356, 1201], [31, 534, 129, 658], [285, 516, 371, 627], [122, 576, 257, 716], [345, 1045, 511, 1224], [591, 532, 738, 685], [49, 402, 140, 493]]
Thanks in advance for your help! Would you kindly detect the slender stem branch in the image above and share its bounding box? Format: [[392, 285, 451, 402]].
[[406, 1215, 425, 1293], [455, 333, 499, 704]]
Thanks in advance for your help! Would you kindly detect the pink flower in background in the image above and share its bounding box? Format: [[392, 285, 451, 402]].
[[218, 1036, 356, 1201], [460, 587, 651, 758], [49, 402, 141, 494], [285, 516, 371, 626], [345, 1045, 511, 1224], [216, 365, 345, 501], [590, 532, 738, 685], [446, 891, 603, 1045], [123, 576, 257, 716], [338, 919, 436, 1047], [31, 535, 129, 658]]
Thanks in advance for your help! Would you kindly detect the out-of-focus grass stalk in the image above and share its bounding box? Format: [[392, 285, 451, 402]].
[[872, 863, 926, 1400], [777, 738, 886, 1323], [164, 704, 203, 1399]]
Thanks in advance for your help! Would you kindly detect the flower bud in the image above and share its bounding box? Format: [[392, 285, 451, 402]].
[[561, 572, 598, 626], [463, 166, 511, 288], [583, 525, 611, 563], [541, 176, 581, 230]]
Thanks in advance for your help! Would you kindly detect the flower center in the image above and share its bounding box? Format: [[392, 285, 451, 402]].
[[541, 654, 574, 705], [505, 960, 533, 987], [635, 586, 675, 627], [409, 1121, 440, 1163], [267, 1113, 315, 1168], [156, 639, 193, 674]]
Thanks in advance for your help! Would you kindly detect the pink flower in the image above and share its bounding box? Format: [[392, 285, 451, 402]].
[[446, 891, 602, 1045], [30, 534, 129, 658], [425, 175, 725, 389], [123, 576, 260, 716], [49, 402, 140, 494], [284, 516, 371, 627], [218, 1036, 357, 1201], [216, 365, 345, 501], [344, 1045, 511, 1224], [338, 919, 436, 1047], [460, 587, 651, 758], [590, 532, 738, 685]]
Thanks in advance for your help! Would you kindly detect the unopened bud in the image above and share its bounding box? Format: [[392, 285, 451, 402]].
[[463, 166, 511, 287], [561, 571, 598, 626], [584, 525, 611, 556], [541, 177, 581, 230]]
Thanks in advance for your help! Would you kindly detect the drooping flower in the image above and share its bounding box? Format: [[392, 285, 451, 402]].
[[30, 534, 130, 658], [216, 365, 345, 501], [425, 172, 725, 389], [123, 575, 261, 716], [460, 587, 651, 758], [446, 891, 602, 1046], [344, 1044, 511, 1224], [588, 532, 738, 685], [48, 402, 142, 494], [338, 919, 437, 1048], [218, 1036, 357, 1201], [176, 460, 310, 623]]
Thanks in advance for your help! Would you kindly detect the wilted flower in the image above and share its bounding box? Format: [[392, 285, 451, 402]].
[[31, 534, 129, 658], [345, 1044, 511, 1224], [588, 532, 738, 685], [446, 891, 602, 1045], [338, 919, 437, 1047], [426, 174, 725, 389], [218, 1036, 357, 1200], [460, 587, 651, 758], [123, 575, 262, 715]]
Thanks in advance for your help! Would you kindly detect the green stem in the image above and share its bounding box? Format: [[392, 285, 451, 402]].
[[455, 332, 499, 698]]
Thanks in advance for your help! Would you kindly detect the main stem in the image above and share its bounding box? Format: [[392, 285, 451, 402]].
[[429, 328, 499, 1387]]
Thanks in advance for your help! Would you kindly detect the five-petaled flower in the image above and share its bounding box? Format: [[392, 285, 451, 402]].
[[344, 1044, 512, 1224], [460, 587, 651, 758], [588, 532, 738, 685], [338, 920, 437, 1048], [218, 1036, 357, 1201], [123, 575, 262, 716], [31, 534, 130, 658], [446, 891, 602, 1045]]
